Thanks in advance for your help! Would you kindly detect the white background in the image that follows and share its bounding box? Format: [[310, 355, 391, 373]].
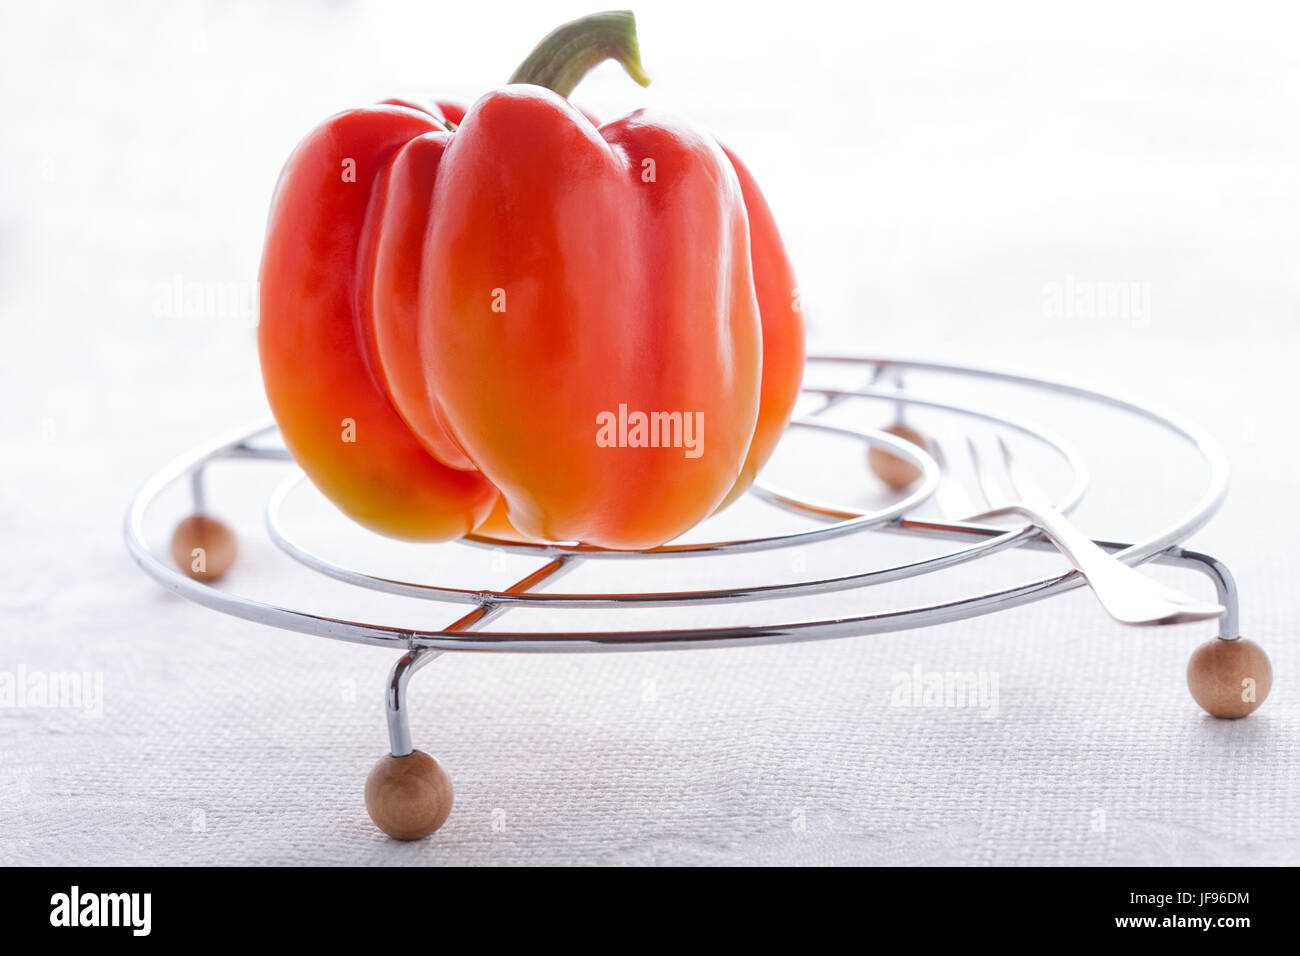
[[1, 0, 1297, 864]]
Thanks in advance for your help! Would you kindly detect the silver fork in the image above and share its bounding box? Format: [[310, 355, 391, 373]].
[[931, 434, 1224, 627]]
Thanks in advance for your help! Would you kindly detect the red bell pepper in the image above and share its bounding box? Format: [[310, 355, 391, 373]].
[[258, 11, 804, 549]]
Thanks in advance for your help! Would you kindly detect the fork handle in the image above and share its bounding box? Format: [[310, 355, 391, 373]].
[[982, 504, 1225, 627]]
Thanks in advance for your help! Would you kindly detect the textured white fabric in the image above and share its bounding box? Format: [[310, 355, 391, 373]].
[[1, 1, 1297, 866]]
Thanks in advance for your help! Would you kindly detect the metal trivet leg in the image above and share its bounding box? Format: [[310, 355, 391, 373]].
[[363, 646, 454, 841], [171, 463, 238, 582], [363, 558, 573, 840], [1173, 549, 1273, 719]]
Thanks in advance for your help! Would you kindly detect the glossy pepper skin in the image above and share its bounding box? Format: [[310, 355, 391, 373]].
[[258, 24, 802, 550], [259, 101, 499, 541]]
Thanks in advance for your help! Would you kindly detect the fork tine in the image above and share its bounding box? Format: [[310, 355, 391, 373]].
[[930, 438, 981, 521], [996, 434, 1053, 509], [967, 435, 1012, 513]]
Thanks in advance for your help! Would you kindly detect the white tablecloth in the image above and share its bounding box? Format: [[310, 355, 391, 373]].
[[1, 0, 1296, 865]]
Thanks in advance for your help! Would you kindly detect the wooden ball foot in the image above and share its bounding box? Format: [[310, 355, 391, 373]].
[[868, 423, 928, 490], [170, 514, 237, 582], [365, 750, 454, 840], [1187, 637, 1272, 718]]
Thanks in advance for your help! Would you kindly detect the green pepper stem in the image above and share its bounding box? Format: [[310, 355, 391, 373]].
[[509, 10, 651, 98]]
